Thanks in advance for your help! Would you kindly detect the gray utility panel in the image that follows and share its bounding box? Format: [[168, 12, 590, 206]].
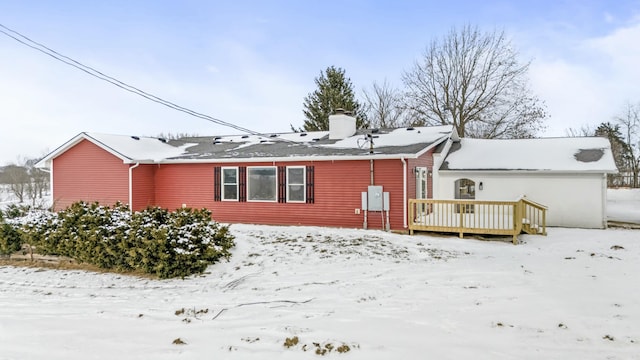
[[367, 185, 384, 211]]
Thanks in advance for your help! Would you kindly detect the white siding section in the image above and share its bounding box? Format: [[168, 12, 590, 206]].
[[437, 171, 607, 228]]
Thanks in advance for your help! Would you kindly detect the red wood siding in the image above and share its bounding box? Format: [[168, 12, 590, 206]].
[[131, 164, 156, 211], [52, 139, 129, 210], [407, 148, 435, 199], [153, 159, 408, 230], [51, 137, 440, 231], [367, 159, 405, 230], [155, 163, 215, 210]]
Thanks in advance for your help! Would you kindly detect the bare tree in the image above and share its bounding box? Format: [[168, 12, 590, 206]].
[[3, 164, 29, 203], [615, 101, 640, 187], [24, 159, 49, 205], [155, 132, 200, 140], [0, 155, 51, 206], [564, 124, 593, 137], [402, 24, 547, 138], [362, 80, 407, 128]]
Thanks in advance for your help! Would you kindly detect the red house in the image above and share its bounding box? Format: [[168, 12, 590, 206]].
[[37, 113, 456, 231]]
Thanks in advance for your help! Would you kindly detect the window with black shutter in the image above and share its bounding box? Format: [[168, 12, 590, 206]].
[[219, 165, 314, 204]]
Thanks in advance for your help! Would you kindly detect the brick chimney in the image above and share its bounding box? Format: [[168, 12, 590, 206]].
[[329, 109, 357, 140]]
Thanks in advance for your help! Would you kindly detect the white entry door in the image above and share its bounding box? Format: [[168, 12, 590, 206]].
[[416, 167, 428, 199]]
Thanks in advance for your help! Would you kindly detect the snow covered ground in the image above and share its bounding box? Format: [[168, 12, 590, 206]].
[[1, 188, 638, 359], [0, 184, 15, 208], [0, 184, 50, 210], [1, 224, 639, 359], [608, 188, 640, 224]]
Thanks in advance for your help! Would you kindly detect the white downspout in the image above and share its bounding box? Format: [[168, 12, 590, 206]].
[[401, 157, 407, 229], [602, 173, 608, 229], [128, 162, 140, 210], [42, 162, 53, 210]]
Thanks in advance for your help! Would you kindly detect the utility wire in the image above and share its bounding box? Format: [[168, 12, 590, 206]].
[[0, 23, 264, 136]]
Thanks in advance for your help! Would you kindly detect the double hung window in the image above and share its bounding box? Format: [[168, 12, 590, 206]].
[[221, 167, 238, 201], [286, 166, 305, 202]]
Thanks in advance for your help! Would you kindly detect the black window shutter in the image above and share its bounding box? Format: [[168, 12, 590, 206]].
[[278, 166, 286, 203], [306, 166, 314, 204], [239, 167, 247, 202], [214, 167, 221, 201]]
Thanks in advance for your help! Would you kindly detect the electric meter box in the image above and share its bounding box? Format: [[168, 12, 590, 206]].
[[367, 185, 384, 211]]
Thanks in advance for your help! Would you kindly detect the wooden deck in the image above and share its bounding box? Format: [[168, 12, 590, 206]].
[[408, 197, 547, 244]]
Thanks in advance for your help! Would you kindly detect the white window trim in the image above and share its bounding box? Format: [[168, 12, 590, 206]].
[[247, 166, 277, 202], [286, 166, 306, 203], [221, 166, 239, 201]]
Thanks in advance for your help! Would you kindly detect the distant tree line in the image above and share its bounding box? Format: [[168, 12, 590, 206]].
[[0, 157, 50, 205]]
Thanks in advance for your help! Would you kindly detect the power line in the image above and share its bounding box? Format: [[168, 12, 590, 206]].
[[0, 23, 262, 135]]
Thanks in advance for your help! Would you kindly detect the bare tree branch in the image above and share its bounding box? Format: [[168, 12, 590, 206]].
[[211, 298, 314, 320], [402, 24, 547, 138], [615, 101, 640, 187], [362, 80, 408, 128]]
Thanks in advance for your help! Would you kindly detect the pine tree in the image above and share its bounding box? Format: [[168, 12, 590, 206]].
[[300, 66, 367, 131], [594, 122, 630, 187]]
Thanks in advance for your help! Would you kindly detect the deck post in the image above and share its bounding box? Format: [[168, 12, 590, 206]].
[[408, 199, 417, 235], [513, 201, 522, 245], [459, 203, 464, 238]]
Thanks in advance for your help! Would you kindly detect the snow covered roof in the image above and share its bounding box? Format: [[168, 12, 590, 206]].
[[168, 125, 454, 162], [441, 137, 618, 173], [36, 132, 193, 167], [84, 133, 195, 162], [36, 126, 454, 166]]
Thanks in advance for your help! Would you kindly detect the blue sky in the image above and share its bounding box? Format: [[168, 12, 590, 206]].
[[1, 0, 640, 164]]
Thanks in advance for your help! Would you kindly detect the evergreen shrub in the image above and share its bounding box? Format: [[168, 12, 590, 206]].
[[14, 202, 234, 278]]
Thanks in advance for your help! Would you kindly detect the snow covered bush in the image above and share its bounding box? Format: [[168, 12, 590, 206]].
[[15, 202, 234, 278], [1, 204, 31, 219], [0, 222, 22, 255], [0, 206, 27, 255]]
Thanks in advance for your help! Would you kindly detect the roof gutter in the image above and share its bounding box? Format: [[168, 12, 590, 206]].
[[128, 162, 140, 210], [157, 153, 428, 164]]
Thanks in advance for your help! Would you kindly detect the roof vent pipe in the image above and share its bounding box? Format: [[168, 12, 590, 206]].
[[329, 109, 357, 140]]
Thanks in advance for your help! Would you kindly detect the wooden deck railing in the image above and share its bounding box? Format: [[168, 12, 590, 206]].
[[519, 197, 547, 237], [408, 197, 547, 244]]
